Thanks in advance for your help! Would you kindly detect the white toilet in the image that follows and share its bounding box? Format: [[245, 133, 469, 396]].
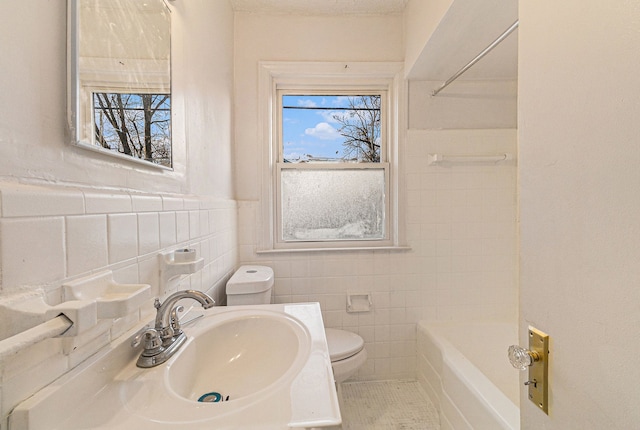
[[225, 265, 274, 306], [226, 265, 367, 383], [323, 327, 367, 383]]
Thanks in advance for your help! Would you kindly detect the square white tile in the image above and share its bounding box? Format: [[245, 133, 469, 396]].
[[159, 212, 177, 248], [1, 217, 65, 288], [137, 213, 160, 255], [66, 215, 108, 276], [107, 213, 138, 264], [176, 211, 190, 243]]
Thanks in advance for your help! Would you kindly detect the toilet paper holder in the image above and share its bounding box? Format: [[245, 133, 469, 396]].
[[346, 293, 372, 313]]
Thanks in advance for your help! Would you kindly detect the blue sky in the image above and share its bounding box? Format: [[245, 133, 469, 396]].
[[282, 95, 353, 161]]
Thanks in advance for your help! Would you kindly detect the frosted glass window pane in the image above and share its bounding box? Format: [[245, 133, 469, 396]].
[[281, 169, 385, 241]]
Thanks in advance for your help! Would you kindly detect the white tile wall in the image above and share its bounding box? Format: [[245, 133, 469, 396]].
[[137, 213, 160, 255], [84, 191, 132, 214], [107, 213, 139, 264], [0, 182, 239, 425], [0, 183, 85, 217], [159, 211, 177, 248], [131, 194, 163, 213], [66, 215, 108, 277], [0, 217, 66, 288], [176, 211, 190, 243], [237, 128, 518, 382]]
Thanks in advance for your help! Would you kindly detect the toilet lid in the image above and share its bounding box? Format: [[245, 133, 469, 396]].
[[325, 328, 364, 361]]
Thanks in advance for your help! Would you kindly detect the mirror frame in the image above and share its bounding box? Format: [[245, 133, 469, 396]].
[[67, 0, 173, 170]]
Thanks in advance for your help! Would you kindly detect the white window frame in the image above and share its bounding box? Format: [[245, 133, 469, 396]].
[[258, 62, 406, 252]]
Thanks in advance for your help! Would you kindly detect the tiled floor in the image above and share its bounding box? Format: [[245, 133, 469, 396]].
[[336, 380, 440, 430]]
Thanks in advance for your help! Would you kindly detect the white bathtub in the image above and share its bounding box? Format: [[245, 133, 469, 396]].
[[417, 321, 520, 430]]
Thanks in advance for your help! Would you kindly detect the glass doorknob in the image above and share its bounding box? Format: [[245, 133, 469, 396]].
[[508, 345, 540, 371]]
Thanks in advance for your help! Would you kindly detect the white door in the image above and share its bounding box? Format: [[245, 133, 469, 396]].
[[518, 1, 640, 428]]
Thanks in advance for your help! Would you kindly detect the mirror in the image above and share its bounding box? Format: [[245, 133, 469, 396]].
[[68, 0, 172, 168]]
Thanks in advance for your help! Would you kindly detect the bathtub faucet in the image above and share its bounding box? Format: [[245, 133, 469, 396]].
[[133, 290, 215, 368]]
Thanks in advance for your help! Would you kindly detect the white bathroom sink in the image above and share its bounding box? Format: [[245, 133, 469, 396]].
[[10, 303, 340, 429], [166, 310, 311, 403]]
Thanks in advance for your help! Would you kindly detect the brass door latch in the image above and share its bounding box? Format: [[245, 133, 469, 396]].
[[508, 326, 549, 414]]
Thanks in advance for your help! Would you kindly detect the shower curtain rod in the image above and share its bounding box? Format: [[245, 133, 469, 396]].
[[431, 20, 519, 96]]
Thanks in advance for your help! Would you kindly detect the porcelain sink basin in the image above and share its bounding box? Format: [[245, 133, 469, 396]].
[[166, 310, 311, 403], [10, 303, 341, 429]]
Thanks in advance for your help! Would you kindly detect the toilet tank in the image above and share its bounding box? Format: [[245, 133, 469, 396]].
[[225, 265, 274, 306]]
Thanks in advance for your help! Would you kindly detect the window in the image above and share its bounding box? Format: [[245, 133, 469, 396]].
[[278, 93, 388, 243], [259, 62, 404, 251]]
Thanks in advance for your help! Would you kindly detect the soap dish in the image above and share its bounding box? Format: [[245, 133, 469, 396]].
[[63, 271, 151, 319], [159, 249, 205, 279]]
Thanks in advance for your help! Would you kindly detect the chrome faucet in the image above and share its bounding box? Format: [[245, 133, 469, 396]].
[[133, 290, 215, 368]]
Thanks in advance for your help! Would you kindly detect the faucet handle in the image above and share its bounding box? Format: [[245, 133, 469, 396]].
[[131, 327, 163, 351], [170, 305, 185, 335]]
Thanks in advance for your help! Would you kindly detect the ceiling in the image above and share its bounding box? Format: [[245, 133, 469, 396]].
[[229, 0, 408, 15]]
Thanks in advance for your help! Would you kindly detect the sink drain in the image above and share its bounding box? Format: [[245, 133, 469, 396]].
[[197, 392, 230, 403]]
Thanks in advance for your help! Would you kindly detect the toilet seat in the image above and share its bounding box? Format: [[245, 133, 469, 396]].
[[325, 328, 364, 362], [325, 328, 367, 383]]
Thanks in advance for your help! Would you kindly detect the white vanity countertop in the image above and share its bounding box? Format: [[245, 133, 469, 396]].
[[10, 302, 341, 429]]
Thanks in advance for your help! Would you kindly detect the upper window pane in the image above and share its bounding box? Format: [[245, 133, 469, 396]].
[[282, 94, 381, 163]]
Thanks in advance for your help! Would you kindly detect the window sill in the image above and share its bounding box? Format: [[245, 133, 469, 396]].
[[256, 245, 411, 254]]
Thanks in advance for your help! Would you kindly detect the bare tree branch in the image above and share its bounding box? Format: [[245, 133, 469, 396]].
[[93, 92, 171, 166], [332, 95, 381, 162]]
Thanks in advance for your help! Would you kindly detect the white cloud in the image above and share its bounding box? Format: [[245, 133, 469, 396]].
[[318, 110, 344, 124], [304, 122, 340, 140], [298, 99, 317, 108], [332, 96, 351, 107]]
